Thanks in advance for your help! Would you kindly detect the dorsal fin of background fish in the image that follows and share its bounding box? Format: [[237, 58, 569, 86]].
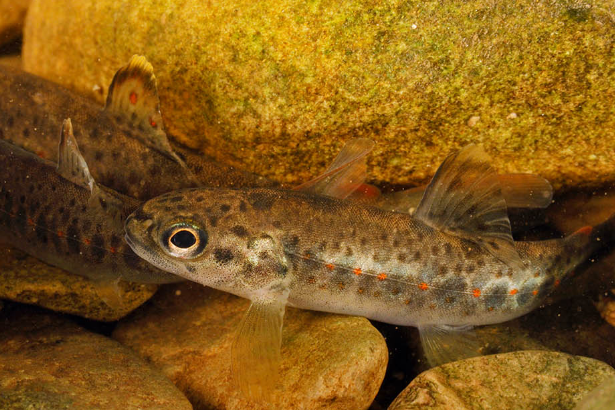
[[57, 118, 125, 228], [103, 55, 200, 186], [414, 144, 524, 270], [293, 138, 376, 199]]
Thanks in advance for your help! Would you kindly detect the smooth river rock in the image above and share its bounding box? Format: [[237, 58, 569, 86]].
[[389, 351, 615, 410], [0, 244, 157, 321], [22, 0, 615, 189], [0, 305, 192, 410], [113, 282, 388, 410]]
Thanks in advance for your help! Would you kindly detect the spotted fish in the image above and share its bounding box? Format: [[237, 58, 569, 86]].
[[0, 120, 180, 301], [0, 56, 276, 200], [125, 142, 614, 400]]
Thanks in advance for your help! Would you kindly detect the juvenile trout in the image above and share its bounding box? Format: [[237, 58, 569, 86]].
[[125, 142, 614, 399], [0, 123, 179, 286], [0, 57, 276, 200]]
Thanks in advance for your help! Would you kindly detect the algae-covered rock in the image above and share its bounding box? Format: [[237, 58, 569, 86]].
[[0, 306, 192, 410], [113, 282, 387, 410], [0, 0, 29, 46], [22, 0, 615, 189], [389, 351, 615, 410], [0, 245, 157, 321]]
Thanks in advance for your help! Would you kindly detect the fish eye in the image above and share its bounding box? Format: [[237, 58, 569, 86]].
[[161, 223, 208, 259]]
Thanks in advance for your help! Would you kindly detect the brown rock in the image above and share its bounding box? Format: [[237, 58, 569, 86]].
[[0, 245, 157, 321], [0, 305, 192, 410], [596, 291, 615, 327], [113, 282, 387, 410], [22, 0, 615, 189], [389, 351, 615, 410], [0, 0, 29, 46]]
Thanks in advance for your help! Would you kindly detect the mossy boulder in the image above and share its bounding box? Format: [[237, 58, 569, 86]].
[[23, 0, 615, 189]]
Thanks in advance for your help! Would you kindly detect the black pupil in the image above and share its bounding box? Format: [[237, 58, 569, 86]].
[[171, 230, 197, 248]]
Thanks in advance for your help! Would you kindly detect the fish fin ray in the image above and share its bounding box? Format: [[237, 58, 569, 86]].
[[57, 118, 127, 227], [104, 55, 199, 184], [57, 118, 95, 191], [294, 138, 375, 199], [419, 324, 482, 368], [414, 144, 523, 269], [498, 173, 553, 208], [231, 297, 286, 402], [91, 276, 125, 311]]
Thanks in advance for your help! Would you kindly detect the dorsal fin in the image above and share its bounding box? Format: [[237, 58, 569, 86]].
[[414, 144, 524, 269], [58, 118, 96, 191], [294, 138, 375, 199], [104, 55, 201, 186], [104, 55, 165, 138], [57, 119, 125, 227]]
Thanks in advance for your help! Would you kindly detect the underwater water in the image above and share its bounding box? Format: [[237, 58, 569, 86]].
[[1, 1, 615, 409]]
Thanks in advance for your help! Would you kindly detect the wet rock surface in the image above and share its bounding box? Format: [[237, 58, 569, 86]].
[[0, 305, 192, 410], [114, 282, 388, 410], [0, 245, 158, 321], [0, 0, 29, 46], [388, 351, 615, 410], [22, 0, 615, 189]]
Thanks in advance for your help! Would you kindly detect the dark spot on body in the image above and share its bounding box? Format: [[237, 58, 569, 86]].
[[95, 151, 104, 161], [345, 246, 353, 257], [380, 233, 388, 241], [231, 225, 248, 237], [397, 253, 406, 262], [69, 198, 76, 207], [19, 195, 25, 204], [239, 201, 247, 212], [413, 250, 421, 260], [485, 284, 508, 307], [214, 248, 234, 264], [208, 215, 218, 227], [220, 204, 230, 213], [272, 220, 282, 229], [7, 116, 14, 127], [431, 245, 439, 256], [393, 239, 400, 247], [360, 237, 368, 247], [35, 213, 48, 244], [444, 243, 452, 254], [249, 192, 275, 210], [66, 221, 81, 254], [90, 234, 106, 263]]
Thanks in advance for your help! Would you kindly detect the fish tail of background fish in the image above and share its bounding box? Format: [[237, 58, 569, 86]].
[[0, 137, 180, 288]]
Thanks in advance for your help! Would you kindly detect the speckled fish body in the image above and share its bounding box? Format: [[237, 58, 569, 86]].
[[127, 187, 599, 325], [0, 137, 178, 284], [0, 60, 276, 201], [124, 143, 614, 398]]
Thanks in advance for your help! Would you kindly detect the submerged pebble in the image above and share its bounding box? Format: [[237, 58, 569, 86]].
[[113, 282, 387, 410], [0, 245, 158, 321], [0, 305, 192, 410], [389, 351, 615, 410]]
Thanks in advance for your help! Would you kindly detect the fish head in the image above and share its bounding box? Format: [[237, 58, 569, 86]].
[[125, 188, 288, 297]]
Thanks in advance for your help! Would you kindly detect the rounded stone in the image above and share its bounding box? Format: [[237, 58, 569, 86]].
[[22, 0, 615, 189]]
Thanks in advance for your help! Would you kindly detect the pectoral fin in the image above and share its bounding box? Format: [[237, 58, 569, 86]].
[[294, 138, 375, 199], [231, 297, 286, 401], [91, 275, 125, 311], [418, 324, 483, 368]]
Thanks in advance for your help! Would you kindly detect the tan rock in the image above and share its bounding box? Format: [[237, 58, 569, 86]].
[[596, 292, 615, 327], [0, 306, 192, 410], [389, 351, 615, 410], [0, 0, 29, 46], [0, 244, 157, 321], [22, 0, 615, 189], [113, 282, 387, 410]]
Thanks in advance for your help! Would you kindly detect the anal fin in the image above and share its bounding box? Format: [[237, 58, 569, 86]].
[[419, 324, 483, 368], [231, 297, 286, 402]]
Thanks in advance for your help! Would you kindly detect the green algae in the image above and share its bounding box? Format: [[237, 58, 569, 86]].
[[24, 0, 615, 189]]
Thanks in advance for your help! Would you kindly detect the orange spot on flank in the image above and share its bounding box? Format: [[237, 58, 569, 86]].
[[325, 263, 334, 271], [83, 238, 91, 245], [377, 273, 387, 281], [472, 288, 481, 298], [532, 290, 538, 296], [576, 226, 593, 236], [353, 268, 362, 276], [36, 151, 46, 159], [56, 231, 64, 238], [419, 282, 429, 291], [149, 117, 157, 127], [510, 289, 518, 295], [554, 279, 561, 287], [488, 306, 494, 311], [109, 246, 117, 254], [129, 91, 137, 105], [27, 218, 35, 226]]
